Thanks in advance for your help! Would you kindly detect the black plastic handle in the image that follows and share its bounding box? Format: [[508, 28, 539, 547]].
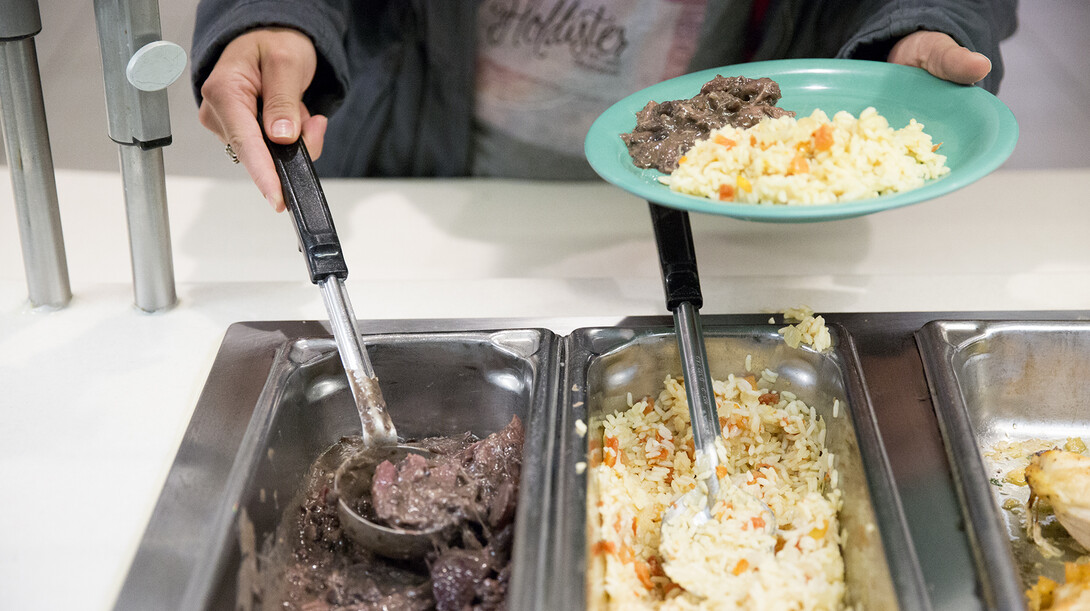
[[264, 134, 348, 284], [649, 202, 703, 311]]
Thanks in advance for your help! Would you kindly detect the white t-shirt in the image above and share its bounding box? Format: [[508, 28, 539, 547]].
[[472, 0, 709, 179]]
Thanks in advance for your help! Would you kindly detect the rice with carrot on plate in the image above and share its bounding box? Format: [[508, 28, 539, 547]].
[[662, 107, 948, 205]]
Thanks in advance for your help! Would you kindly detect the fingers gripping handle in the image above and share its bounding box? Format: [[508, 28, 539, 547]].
[[265, 135, 348, 284], [649, 203, 702, 311]]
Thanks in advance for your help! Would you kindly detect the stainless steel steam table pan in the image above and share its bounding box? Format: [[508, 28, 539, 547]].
[[113, 324, 562, 611], [551, 324, 928, 610], [917, 320, 1090, 611]]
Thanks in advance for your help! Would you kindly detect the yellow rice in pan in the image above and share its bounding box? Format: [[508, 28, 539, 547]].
[[662, 107, 949, 205], [591, 372, 845, 610]]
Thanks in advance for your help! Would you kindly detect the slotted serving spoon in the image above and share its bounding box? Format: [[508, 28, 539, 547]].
[[265, 131, 447, 559], [648, 204, 775, 560]]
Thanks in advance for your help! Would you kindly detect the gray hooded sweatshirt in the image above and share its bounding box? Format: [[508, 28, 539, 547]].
[[191, 0, 1017, 179]]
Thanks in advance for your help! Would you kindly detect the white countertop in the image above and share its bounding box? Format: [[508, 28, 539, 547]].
[[2, 167, 1089, 609]]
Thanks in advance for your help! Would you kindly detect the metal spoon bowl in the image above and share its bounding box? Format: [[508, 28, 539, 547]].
[[659, 476, 778, 598], [332, 444, 456, 560], [662, 479, 777, 535], [659, 445, 778, 560]]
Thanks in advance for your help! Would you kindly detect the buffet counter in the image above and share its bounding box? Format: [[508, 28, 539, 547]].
[[2, 167, 1089, 610]]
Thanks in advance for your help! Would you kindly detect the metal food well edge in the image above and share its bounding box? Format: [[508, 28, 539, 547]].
[[916, 321, 1023, 611]]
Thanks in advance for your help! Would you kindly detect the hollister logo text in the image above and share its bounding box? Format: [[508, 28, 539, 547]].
[[480, 0, 629, 73]]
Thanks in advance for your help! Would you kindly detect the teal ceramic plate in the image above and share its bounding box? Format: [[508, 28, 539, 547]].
[[585, 59, 1018, 223]]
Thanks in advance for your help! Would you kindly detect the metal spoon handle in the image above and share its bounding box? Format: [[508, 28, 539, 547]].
[[319, 277, 371, 377], [266, 131, 396, 447], [673, 303, 719, 457], [650, 203, 721, 502], [319, 276, 396, 446]]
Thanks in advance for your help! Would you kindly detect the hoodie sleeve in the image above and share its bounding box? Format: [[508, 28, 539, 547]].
[[189, 0, 353, 116], [739, 0, 1017, 94], [835, 0, 1019, 93]]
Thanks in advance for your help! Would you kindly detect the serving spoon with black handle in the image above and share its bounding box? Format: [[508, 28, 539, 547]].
[[649, 203, 775, 588], [264, 130, 447, 560]]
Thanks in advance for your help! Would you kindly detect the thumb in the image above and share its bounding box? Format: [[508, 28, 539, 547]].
[[258, 49, 314, 144], [888, 31, 992, 86], [931, 44, 992, 86], [261, 87, 302, 144]]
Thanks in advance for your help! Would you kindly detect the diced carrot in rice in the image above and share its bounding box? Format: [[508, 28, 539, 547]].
[[635, 560, 655, 589], [718, 183, 736, 201], [812, 123, 834, 151], [714, 134, 737, 148]]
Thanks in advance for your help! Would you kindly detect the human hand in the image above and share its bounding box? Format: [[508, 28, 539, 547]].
[[887, 30, 992, 86], [198, 27, 328, 212]]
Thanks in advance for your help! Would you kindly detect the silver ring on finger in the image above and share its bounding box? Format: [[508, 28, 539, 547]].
[[225, 143, 240, 164]]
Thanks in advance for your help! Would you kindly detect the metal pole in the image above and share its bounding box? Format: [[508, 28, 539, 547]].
[[94, 0, 184, 312], [119, 145, 174, 309], [0, 0, 72, 308]]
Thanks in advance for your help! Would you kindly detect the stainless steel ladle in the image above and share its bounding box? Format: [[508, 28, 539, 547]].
[[265, 129, 449, 559]]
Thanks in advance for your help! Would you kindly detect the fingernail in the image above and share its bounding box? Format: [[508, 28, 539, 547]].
[[266, 194, 280, 211], [271, 119, 294, 138]]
